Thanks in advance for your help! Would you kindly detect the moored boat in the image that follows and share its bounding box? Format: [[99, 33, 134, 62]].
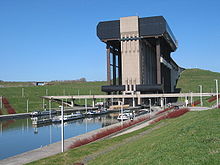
[[86, 108, 109, 117], [52, 113, 84, 123], [32, 117, 52, 125], [117, 111, 134, 121]]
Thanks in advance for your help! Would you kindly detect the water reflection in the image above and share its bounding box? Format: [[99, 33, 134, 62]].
[[0, 113, 118, 160]]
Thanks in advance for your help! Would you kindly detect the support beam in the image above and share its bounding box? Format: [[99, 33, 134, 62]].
[[92, 99, 95, 108], [132, 96, 135, 107], [156, 38, 161, 84], [107, 45, 111, 84], [71, 100, 74, 107], [118, 54, 122, 85], [113, 53, 117, 85]]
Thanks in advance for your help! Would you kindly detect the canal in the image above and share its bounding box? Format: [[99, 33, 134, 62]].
[[0, 113, 119, 160]]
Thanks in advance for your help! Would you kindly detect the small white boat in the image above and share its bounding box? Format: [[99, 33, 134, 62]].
[[86, 108, 109, 116], [117, 113, 129, 121], [86, 111, 97, 116], [52, 113, 84, 123], [30, 110, 57, 116], [32, 117, 52, 125]]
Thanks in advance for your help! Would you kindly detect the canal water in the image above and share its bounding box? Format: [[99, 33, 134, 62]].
[[0, 114, 119, 160]]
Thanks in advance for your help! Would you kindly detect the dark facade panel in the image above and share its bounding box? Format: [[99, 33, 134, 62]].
[[97, 16, 177, 51], [102, 85, 163, 93], [97, 20, 120, 41], [139, 16, 166, 37]]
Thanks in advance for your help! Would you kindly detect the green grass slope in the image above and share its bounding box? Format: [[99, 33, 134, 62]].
[[0, 81, 106, 114], [0, 68, 220, 114], [177, 68, 220, 93], [28, 109, 220, 165]]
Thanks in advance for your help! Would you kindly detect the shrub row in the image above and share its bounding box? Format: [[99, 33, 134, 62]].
[[2, 97, 16, 114], [207, 94, 220, 103], [150, 108, 189, 124], [156, 106, 175, 115], [68, 115, 151, 149]]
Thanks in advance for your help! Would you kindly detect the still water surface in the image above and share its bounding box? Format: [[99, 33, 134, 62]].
[[0, 114, 118, 160]]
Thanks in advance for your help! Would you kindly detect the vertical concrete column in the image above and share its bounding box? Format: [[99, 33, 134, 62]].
[[107, 44, 111, 85], [160, 98, 164, 108], [132, 95, 135, 107], [185, 96, 188, 107], [164, 98, 167, 108], [137, 92, 141, 105], [71, 100, 74, 107], [113, 52, 117, 85], [118, 54, 122, 85], [120, 16, 140, 85], [156, 38, 161, 84], [92, 99, 95, 108]]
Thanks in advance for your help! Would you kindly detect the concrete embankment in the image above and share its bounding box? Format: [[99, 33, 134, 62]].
[[0, 113, 30, 121], [0, 111, 160, 165], [0, 107, 98, 121]]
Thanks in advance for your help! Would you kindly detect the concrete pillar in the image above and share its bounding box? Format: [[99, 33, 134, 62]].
[[113, 53, 116, 85], [107, 45, 111, 84], [185, 96, 188, 107], [120, 16, 141, 85], [92, 99, 95, 108], [160, 98, 164, 108], [122, 98, 125, 105], [132, 96, 135, 107], [71, 100, 74, 107], [118, 54, 122, 85], [156, 38, 161, 84], [137, 92, 141, 105], [164, 98, 167, 108]]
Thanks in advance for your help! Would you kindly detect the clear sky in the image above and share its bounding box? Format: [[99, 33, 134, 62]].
[[0, 0, 220, 81]]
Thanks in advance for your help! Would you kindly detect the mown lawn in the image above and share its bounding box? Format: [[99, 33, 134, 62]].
[[176, 68, 220, 93], [28, 109, 220, 165], [0, 81, 106, 113], [1, 68, 220, 113]]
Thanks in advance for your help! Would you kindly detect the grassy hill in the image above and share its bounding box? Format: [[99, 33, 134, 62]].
[[0, 68, 220, 114], [28, 108, 220, 165], [0, 81, 106, 114], [176, 68, 220, 93]]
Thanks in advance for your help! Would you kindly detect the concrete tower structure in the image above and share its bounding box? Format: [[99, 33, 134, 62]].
[[97, 16, 182, 96]]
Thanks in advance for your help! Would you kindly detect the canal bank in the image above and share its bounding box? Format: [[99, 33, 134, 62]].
[[0, 110, 163, 165], [0, 107, 98, 121]]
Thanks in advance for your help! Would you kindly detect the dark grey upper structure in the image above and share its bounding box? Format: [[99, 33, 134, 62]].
[[97, 16, 182, 96], [97, 16, 177, 51]]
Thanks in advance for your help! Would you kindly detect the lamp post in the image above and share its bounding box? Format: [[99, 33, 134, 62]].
[[60, 102, 64, 153], [22, 88, 24, 98], [85, 99, 87, 114], [215, 79, 219, 108], [1, 96, 3, 109], [26, 99, 29, 113], [190, 92, 193, 106], [120, 101, 123, 122], [199, 85, 203, 107], [149, 99, 151, 116]]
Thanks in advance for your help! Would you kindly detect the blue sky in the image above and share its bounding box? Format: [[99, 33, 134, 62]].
[[0, 0, 220, 81]]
